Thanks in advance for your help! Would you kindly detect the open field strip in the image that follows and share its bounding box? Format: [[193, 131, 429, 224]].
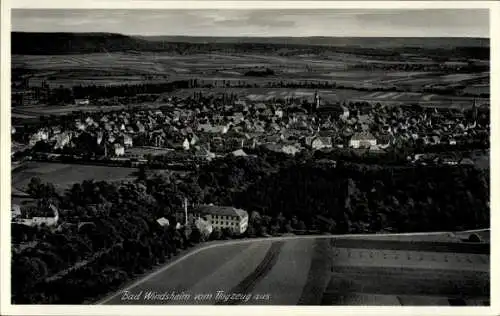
[[331, 248, 489, 272], [98, 232, 489, 305], [365, 91, 384, 98], [11, 162, 137, 191], [376, 92, 400, 99], [422, 94, 436, 101], [321, 292, 488, 306], [440, 74, 480, 83], [324, 267, 488, 299], [244, 239, 314, 305], [167, 241, 273, 305]]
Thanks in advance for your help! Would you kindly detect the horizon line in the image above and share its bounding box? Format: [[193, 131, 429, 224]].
[[11, 31, 490, 39]]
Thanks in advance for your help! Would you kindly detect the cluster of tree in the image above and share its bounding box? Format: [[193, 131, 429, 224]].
[[14, 80, 194, 106], [230, 158, 489, 234], [72, 80, 191, 99], [349, 62, 489, 74], [335, 82, 488, 98], [12, 177, 197, 304], [13, 32, 488, 58], [244, 68, 276, 77], [183, 79, 487, 99], [192, 148, 488, 234], [11, 143, 489, 304]]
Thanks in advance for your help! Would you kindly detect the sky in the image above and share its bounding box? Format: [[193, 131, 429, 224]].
[[11, 9, 489, 38]]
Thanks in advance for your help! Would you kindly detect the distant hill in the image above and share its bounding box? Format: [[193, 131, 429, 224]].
[[11, 32, 153, 54], [12, 32, 489, 58], [139, 35, 490, 49]]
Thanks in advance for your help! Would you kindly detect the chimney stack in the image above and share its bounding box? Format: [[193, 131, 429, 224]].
[[184, 197, 188, 226]]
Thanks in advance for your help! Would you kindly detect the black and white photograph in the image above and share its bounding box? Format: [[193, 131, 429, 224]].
[[2, 2, 495, 312]]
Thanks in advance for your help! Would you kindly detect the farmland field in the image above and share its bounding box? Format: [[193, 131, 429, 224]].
[[11, 103, 166, 119], [101, 237, 489, 305], [11, 161, 137, 192], [171, 87, 486, 108], [12, 51, 489, 116], [13, 52, 489, 90], [12, 50, 490, 120]]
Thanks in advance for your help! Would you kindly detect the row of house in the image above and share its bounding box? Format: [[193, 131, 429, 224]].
[[19, 94, 488, 163]]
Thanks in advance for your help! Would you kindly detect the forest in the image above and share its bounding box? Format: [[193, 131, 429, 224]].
[[11, 147, 490, 304], [12, 32, 489, 60]]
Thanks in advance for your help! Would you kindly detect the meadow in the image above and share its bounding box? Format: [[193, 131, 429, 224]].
[[11, 162, 137, 192]]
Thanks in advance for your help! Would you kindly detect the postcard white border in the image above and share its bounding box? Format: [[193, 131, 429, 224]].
[[1, 1, 499, 316]]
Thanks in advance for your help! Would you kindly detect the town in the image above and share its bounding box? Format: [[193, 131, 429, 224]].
[[12, 90, 489, 168], [8, 20, 491, 307]]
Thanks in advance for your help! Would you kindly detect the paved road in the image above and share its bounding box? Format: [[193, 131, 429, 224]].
[[100, 235, 490, 306]]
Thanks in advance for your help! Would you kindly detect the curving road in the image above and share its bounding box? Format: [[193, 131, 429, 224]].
[[99, 233, 490, 306]]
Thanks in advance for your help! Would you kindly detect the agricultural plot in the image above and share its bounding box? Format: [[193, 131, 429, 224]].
[[102, 237, 489, 306], [125, 147, 175, 158], [12, 52, 489, 111], [12, 103, 165, 118], [464, 84, 489, 95], [11, 162, 137, 191], [171, 87, 484, 107], [439, 73, 480, 83], [321, 238, 489, 305]]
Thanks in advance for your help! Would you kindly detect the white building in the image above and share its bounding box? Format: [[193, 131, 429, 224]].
[[190, 134, 200, 146], [349, 132, 377, 149], [275, 109, 284, 119], [75, 98, 90, 105], [311, 137, 332, 150], [182, 138, 190, 151], [85, 117, 95, 125], [340, 106, 350, 120], [29, 129, 49, 146], [232, 149, 247, 157], [282, 144, 300, 156], [156, 217, 170, 227], [12, 204, 59, 227], [198, 124, 229, 134], [123, 134, 133, 147], [114, 143, 125, 156], [75, 121, 86, 131], [11, 204, 22, 219], [53, 132, 72, 150], [193, 205, 249, 235]]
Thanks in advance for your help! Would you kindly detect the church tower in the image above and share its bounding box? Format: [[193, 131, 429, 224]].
[[472, 98, 478, 123], [314, 90, 320, 111]]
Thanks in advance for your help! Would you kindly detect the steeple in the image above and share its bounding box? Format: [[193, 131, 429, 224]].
[[472, 98, 478, 123], [314, 90, 320, 110]]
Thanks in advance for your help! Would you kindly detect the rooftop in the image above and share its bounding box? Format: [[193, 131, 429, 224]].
[[195, 205, 248, 218], [351, 132, 376, 141]]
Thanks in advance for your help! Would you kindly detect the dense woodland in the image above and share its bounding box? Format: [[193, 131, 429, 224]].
[[12, 147, 489, 304], [12, 32, 488, 60]]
